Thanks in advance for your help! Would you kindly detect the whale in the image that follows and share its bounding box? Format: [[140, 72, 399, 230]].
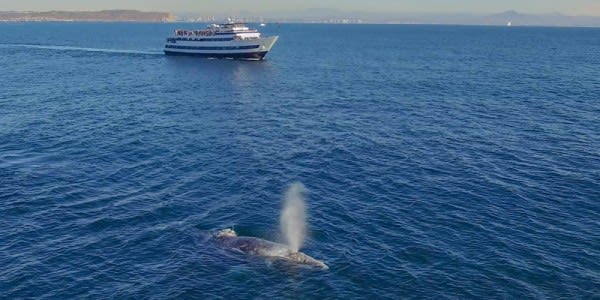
[[215, 228, 328, 270]]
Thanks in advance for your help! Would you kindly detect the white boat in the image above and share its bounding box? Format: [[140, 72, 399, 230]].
[[164, 22, 279, 60]]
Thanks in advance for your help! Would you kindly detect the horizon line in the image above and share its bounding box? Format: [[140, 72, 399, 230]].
[[1, 9, 600, 18]]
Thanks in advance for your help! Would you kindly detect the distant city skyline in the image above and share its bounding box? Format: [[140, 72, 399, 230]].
[[1, 0, 600, 16]]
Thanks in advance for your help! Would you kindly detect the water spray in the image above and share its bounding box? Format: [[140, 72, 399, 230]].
[[279, 182, 307, 253]]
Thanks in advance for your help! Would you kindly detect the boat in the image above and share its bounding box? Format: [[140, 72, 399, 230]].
[[164, 21, 279, 60]]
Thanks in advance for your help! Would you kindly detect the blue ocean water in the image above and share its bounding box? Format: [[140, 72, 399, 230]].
[[1, 22, 599, 298]]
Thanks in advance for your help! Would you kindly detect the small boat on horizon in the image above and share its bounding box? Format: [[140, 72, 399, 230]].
[[163, 21, 278, 60]]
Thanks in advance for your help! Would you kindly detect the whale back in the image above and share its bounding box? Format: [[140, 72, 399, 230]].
[[288, 252, 329, 270], [215, 229, 328, 269], [217, 234, 290, 257]]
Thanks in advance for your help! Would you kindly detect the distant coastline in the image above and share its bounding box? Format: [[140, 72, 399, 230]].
[[177, 9, 600, 27], [0, 10, 174, 22], [1, 9, 600, 27]]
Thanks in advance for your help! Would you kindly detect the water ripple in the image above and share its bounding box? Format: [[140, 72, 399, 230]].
[[1, 23, 599, 299]]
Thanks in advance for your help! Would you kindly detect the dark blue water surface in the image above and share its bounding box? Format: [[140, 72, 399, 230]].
[[1, 23, 599, 299]]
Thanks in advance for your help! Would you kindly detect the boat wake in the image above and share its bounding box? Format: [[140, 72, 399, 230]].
[[0, 43, 163, 56]]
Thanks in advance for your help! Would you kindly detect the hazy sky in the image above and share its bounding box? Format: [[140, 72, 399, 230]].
[[1, 0, 600, 16]]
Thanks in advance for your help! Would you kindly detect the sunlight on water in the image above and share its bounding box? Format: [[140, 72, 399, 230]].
[[280, 182, 307, 253]]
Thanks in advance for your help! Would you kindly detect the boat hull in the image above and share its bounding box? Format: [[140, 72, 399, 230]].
[[164, 50, 269, 60]]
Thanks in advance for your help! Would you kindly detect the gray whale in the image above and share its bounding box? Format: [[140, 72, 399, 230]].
[[215, 228, 328, 270]]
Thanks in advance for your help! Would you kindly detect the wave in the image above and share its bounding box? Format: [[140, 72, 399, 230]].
[[0, 43, 163, 56]]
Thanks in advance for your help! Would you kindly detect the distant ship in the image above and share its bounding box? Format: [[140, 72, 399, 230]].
[[507, 21, 512, 27], [164, 21, 279, 60]]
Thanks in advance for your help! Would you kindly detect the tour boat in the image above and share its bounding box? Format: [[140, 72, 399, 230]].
[[164, 22, 279, 60]]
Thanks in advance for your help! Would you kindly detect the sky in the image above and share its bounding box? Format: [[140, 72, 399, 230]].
[[1, 0, 600, 16]]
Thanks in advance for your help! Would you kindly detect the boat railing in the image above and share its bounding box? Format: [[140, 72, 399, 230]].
[[174, 29, 216, 37], [174, 28, 259, 37]]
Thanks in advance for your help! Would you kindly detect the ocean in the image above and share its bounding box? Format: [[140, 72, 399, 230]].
[[0, 22, 599, 299]]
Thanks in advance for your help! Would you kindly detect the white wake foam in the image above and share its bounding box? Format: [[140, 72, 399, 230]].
[[0, 43, 162, 55]]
